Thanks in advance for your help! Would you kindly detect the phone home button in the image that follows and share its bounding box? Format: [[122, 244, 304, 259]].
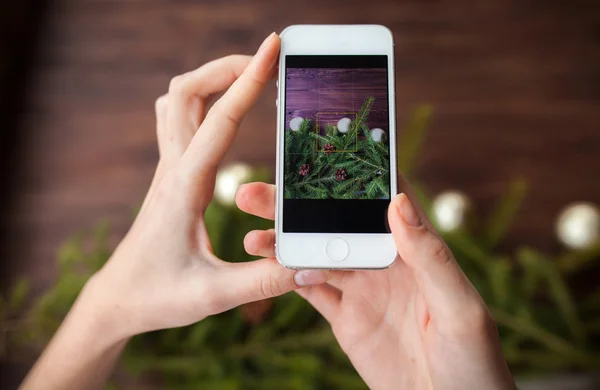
[[325, 238, 349, 262]]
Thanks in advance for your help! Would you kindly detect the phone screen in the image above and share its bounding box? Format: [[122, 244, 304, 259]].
[[283, 55, 392, 233]]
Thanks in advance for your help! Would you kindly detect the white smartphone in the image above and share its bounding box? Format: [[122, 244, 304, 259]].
[[275, 25, 398, 269]]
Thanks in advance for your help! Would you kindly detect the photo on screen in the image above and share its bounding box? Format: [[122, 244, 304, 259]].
[[284, 61, 390, 200]]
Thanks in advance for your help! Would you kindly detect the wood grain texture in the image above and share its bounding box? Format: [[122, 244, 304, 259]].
[[285, 68, 388, 131], [2, 0, 600, 291]]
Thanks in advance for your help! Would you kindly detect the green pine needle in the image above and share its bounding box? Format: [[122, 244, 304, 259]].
[[284, 97, 389, 200]]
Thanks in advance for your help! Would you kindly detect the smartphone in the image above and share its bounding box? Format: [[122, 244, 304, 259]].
[[275, 25, 398, 269]]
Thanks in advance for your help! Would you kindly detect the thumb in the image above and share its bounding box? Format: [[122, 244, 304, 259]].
[[215, 258, 331, 308], [388, 193, 483, 322]]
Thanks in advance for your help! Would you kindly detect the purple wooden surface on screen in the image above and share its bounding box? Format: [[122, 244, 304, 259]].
[[284, 68, 389, 133]]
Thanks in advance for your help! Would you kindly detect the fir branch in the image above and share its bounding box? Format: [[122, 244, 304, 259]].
[[490, 306, 595, 368], [353, 96, 374, 134], [290, 175, 337, 188], [348, 153, 387, 172], [397, 105, 431, 178]]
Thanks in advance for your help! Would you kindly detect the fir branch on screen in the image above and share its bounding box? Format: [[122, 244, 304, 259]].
[[284, 96, 390, 200]]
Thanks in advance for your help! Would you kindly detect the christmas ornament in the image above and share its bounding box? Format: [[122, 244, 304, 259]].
[[555, 202, 600, 250], [289, 116, 304, 131], [337, 117, 352, 133], [370, 128, 386, 143], [214, 163, 252, 205], [323, 143, 336, 153], [298, 163, 311, 176], [431, 191, 471, 232], [335, 168, 348, 181]]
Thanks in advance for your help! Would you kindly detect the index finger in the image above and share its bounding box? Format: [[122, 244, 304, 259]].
[[180, 33, 280, 174], [163, 55, 253, 162]]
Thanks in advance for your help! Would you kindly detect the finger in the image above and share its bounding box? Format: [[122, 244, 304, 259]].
[[295, 284, 342, 323], [397, 172, 443, 239], [138, 95, 169, 215], [244, 229, 275, 258], [215, 258, 331, 307], [241, 230, 349, 296], [388, 193, 483, 321], [325, 270, 353, 291], [164, 55, 253, 164], [236, 182, 276, 220], [181, 32, 280, 175], [241, 230, 351, 293], [155, 94, 170, 158]]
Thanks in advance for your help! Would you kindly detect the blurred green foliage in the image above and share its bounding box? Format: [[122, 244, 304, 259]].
[[2, 106, 600, 388]]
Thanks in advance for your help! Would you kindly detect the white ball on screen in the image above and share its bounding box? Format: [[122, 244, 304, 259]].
[[370, 128, 386, 142], [337, 117, 352, 133], [289, 117, 304, 131]]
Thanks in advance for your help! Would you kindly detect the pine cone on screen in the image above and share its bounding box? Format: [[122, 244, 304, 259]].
[[298, 163, 311, 176], [323, 143, 336, 154], [335, 168, 348, 181]]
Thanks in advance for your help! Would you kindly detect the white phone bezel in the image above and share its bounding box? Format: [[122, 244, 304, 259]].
[[275, 25, 397, 269]]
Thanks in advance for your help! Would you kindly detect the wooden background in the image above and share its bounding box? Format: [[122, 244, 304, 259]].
[[2, 0, 600, 297], [285, 68, 389, 132]]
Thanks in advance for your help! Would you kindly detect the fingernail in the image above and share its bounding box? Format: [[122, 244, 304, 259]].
[[396, 193, 422, 227], [257, 32, 276, 55], [294, 270, 331, 287]]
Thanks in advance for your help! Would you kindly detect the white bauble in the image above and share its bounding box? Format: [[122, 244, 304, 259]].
[[555, 202, 600, 250], [431, 191, 471, 232], [289, 117, 304, 131], [370, 128, 386, 142], [337, 117, 352, 133], [214, 163, 252, 205]]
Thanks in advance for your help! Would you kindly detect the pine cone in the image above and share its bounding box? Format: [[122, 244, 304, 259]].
[[335, 168, 348, 181], [298, 163, 311, 176], [323, 143, 336, 153]]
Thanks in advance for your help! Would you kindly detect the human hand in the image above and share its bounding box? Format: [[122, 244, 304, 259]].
[[84, 33, 331, 342], [236, 177, 516, 390]]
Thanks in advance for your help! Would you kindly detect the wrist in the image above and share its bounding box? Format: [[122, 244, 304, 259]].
[[75, 268, 135, 345], [20, 271, 131, 390]]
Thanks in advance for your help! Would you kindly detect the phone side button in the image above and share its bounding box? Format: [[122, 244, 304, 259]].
[[325, 238, 349, 262]]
